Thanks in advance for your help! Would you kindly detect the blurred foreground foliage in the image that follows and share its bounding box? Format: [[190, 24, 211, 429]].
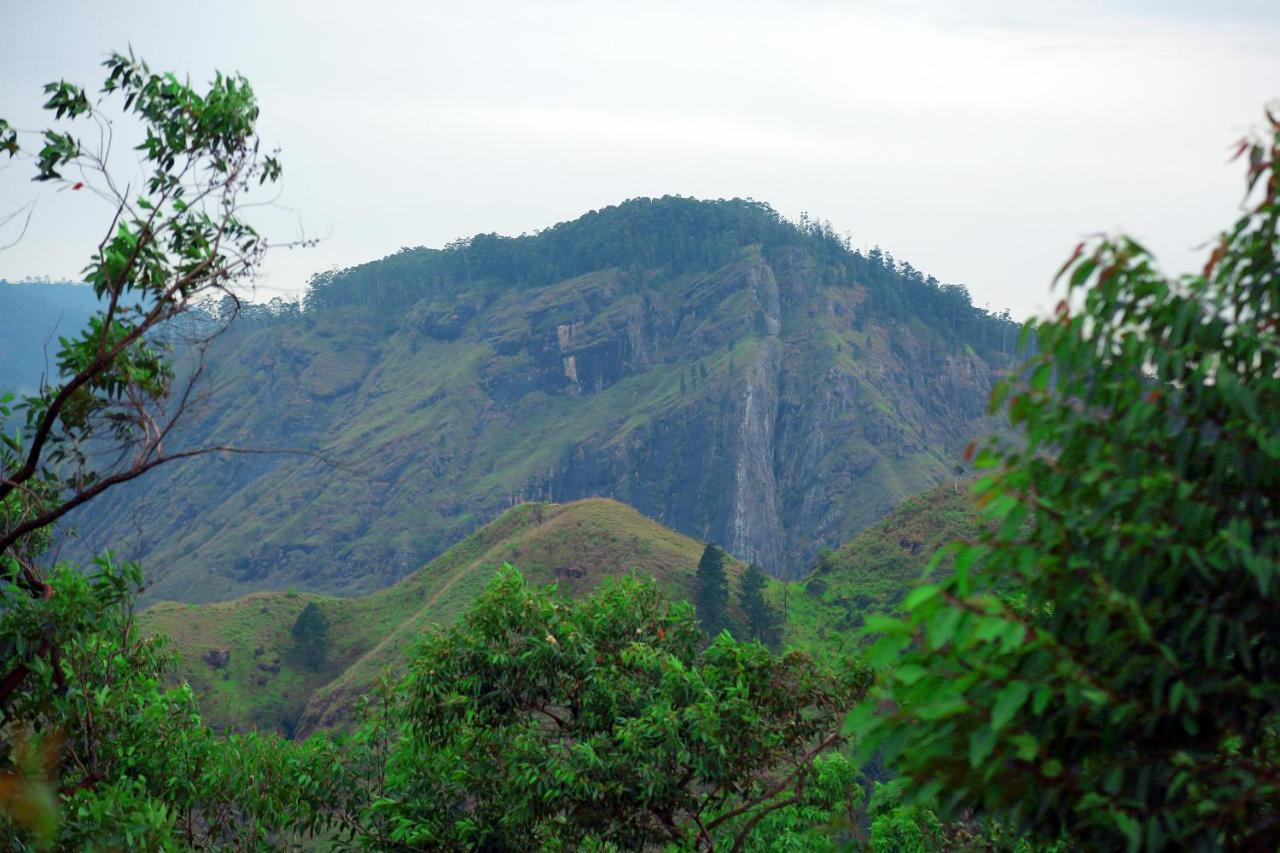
[[852, 112, 1280, 850]]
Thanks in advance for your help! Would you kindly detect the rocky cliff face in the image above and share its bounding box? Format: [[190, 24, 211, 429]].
[[533, 246, 1005, 579], [68, 197, 1017, 601]]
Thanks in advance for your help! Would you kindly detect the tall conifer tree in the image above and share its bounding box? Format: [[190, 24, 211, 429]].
[[739, 563, 780, 648], [695, 543, 729, 636]]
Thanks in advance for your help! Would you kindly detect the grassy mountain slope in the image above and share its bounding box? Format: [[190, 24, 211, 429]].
[[778, 482, 984, 660], [145, 484, 984, 738], [72, 196, 1017, 603], [143, 499, 741, 735]]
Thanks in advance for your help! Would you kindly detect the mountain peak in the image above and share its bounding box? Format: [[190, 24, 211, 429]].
[[305, 195, 889, 313]]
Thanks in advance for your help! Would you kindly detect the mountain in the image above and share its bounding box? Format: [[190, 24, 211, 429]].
[[68, 196, 1018, 603], [0, 280, 99, 395], [141, 498, 741, 735]]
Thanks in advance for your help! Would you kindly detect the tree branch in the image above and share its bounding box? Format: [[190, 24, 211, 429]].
[[705, 730, 840, 833], [0, 444, 321, 572]]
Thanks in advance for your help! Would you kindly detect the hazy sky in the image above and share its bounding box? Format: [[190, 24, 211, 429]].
[[2, 0, 1278, 319]]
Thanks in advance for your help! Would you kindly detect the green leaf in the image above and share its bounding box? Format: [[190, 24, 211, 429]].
[[1010, 733, 1039, 761], [1031, 684, 1053, 715], [902, 584, 941, 611], [894, 663, 929, 686], [969, 725, 996, 767], [991, 681, 1031, 731], [842, 701, 877, 737], [924, 607, 963, 649], [1031, 362, 1052, 391]]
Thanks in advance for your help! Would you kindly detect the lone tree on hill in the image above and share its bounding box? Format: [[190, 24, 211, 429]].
[[694, 543, 729, 636], [739, 563, 780, 648], [291, 602, 330, 672]]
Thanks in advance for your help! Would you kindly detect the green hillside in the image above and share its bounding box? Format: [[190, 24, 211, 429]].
[[778, 482, 983, 660], [143, 498, 744, 736], [70, 196, 1017, 604], [146, 485, 980, 738]]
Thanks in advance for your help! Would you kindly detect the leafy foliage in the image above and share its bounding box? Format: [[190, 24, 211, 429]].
[[0, 558, 345, 849], [866, 779, 1062, 853], [781, 483, 983, 661], [733, 752, 863, 851], [851, 112, 1280, 849], [867, 780, 948, 853], [342, 567, 869, 850], [2, 556, 868, 850], [0, 49, 287, 580]]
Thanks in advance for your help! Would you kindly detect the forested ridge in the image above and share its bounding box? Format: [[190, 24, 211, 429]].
[[303, 194, 1014, 354], [3, 50, 1280, 852]]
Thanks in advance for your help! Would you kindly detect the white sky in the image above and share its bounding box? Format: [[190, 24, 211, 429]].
[[1, 0, 1278, 320]]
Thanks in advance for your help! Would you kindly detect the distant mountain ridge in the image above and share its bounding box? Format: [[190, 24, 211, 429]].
[[0, 280, 99, 395], [66, 196, 1018, 603]]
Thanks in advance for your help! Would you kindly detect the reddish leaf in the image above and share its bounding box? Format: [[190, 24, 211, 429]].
[[1204, 240, 1227, 280], [1053, 242, 1086, 286]]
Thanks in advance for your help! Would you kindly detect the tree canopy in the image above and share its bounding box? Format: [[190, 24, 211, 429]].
[[300, 195, 1016, 354], [346, 567, 869, 849]]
